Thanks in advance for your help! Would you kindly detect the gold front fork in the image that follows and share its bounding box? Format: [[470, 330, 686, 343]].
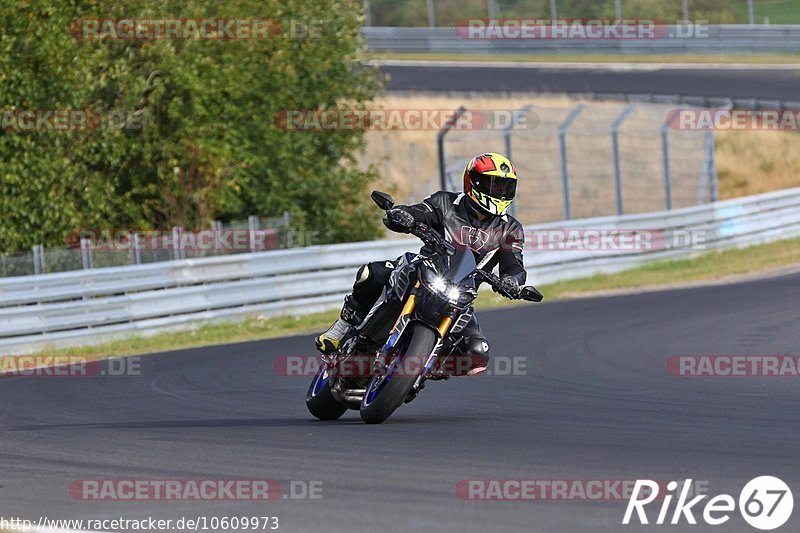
[[437, 315, 453, 337], [390, 284, 418, 332], [394, 283, 453, 338], [399, 293, 417, 318]]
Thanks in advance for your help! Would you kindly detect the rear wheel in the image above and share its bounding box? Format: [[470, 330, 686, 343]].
[[360, 324, 437, 424], [306, 366, 347, 420]]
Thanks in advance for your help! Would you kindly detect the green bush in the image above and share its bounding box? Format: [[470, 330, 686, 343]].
[[0, 0, 383, 253]]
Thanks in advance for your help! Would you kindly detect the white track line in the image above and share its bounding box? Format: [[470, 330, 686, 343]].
[[370, 59, 800, 71]]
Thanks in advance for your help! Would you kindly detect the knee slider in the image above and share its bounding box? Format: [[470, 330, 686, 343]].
[[464, 337, 489, 357], [457, 337, 490, 373], [354, 264, 372, 285]]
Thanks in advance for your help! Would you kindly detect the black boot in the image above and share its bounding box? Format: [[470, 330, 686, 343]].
[[314, 295, 366, 354]]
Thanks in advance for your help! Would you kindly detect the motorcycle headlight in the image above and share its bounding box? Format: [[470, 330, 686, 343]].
[[431, 276, 447, 294], [420, 268, 461, 304], [446, 286, 461, 302]]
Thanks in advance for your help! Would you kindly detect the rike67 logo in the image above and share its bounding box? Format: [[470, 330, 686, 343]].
[[623, 477, 793, 530]]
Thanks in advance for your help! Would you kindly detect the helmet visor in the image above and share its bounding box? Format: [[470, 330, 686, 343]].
[[472, 174, 517, 200]]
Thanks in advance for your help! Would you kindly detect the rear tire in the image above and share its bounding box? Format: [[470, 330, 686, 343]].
[[306, 367, 347, 420], [360, 324, 437, 424]]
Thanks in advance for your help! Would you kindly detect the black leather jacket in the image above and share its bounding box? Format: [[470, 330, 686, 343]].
[[398, 191, 526, 286]]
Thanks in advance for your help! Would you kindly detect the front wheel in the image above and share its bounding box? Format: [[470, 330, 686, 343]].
[[360, 324, 437, 424], [306, 366, 347, 420]]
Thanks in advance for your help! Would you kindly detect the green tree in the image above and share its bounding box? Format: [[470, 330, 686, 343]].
[[0, 0, 383, 252]]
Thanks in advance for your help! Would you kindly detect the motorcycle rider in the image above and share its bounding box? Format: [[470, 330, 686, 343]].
[[315, 153, 526, 376]]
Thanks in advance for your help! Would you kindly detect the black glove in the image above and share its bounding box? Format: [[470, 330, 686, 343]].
[[383, 207, 415, 234], [494, 275, 521, 299]]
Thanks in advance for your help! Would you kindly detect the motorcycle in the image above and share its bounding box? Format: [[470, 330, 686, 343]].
[[306, 191, 543, 424]]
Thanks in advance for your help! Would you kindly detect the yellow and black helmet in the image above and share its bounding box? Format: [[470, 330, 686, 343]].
[[463, 152, 518, 216]]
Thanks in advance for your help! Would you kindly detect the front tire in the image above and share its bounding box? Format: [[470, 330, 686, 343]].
[[360, 324, 437, 424], [306, 366, 347, 420]]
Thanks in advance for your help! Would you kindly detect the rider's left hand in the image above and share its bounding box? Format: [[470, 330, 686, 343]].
[[494, 275, 521, 299]]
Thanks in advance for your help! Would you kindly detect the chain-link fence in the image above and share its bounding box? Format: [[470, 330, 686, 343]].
[[440, 101, 717, 225], [0, 213, 293, 278], [364, 0, 776, 27]]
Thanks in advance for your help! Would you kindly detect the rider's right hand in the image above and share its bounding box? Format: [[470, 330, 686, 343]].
[[383, 208, 416, 234]]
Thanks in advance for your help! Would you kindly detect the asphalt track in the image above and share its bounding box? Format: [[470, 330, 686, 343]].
[[381, 62, 800, 100], [2, 272, 800, 532]]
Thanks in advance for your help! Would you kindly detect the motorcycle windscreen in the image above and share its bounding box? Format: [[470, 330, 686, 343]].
[[442, 244, 478, 285]]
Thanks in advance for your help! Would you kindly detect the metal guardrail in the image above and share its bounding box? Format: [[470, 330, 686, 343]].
[[363, 25, 800, 54], [0, 213, 292, 278], [2, 187, 800, 353]]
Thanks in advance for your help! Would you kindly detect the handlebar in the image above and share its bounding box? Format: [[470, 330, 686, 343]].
[[371, 189, 541, 302], [475, 269, 544, 303], [410, 222, 456, 256], [373, 190, 455, 256]]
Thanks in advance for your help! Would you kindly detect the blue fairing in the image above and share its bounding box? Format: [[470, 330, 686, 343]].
[[310, 367, 329, 397]]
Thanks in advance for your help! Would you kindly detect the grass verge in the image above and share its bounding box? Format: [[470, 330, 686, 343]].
[[35, 236, 800, 359], [371, 52, 800, 64]]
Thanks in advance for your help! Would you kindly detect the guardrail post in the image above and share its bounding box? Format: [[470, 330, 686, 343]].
[[382, 134, 391, 179], [698, 131, 718, 205], [32, 244, 44, 275], [80, 238, 93, 269], [409, 142, 418, 198], [504, 105, 532, 219], [437, 106, 467, 191], [211, 220, 223, 254], [660, 123, 672, 210], [248, 215, 260, 252], [558, 104, 585, 220], [172, 226, 184, 260], [131, 232, 142, 264], [707, 130, 719, 202], [281, 212, 292, 248], [611, 104, 636, 216]]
